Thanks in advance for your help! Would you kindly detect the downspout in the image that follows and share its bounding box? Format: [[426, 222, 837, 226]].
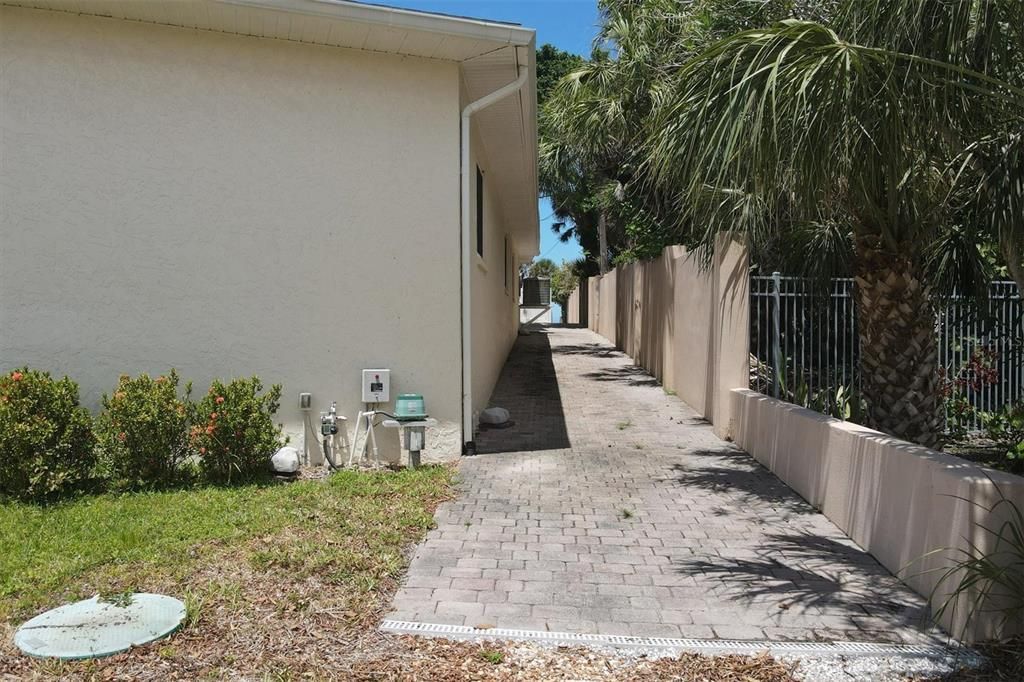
[[461, 64, 528, 455]]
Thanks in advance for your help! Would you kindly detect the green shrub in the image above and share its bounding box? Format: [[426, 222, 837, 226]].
[[926, 477, 1024, 666], [985, 402, 1024, 474], [96, 370, 193, 488], [190, 377, 284, 484], [0, 368, 96, 501], [944, 390, 978, 441]]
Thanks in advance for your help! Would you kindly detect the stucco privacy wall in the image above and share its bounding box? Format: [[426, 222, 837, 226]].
[[594, 270, 618, 341], [587, 276, 599, 330], [583, 236, 749, 439], [0, 6, 463, 461], [469, 118, 520, 427], [732, 388, 1024, 642], [566, 286, 582, 325]]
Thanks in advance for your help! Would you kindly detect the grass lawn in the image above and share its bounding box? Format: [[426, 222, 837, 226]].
[[1, 466, 457, 678], [1, 467, 453, 622], [0, 465, 818, 681]]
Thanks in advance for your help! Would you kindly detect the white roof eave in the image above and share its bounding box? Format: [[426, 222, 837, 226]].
[[221, 0, 536, 53]]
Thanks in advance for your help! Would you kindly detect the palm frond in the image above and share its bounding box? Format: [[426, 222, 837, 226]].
[[648, 13, 1022, 263]]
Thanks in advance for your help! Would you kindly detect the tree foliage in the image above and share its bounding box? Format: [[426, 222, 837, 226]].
[[537, 44, 585, 105], [540, 1, 819, 270], [538, 44, 608, 275], [540, 0, 1024, 446], [526, 257, 557, 279], [550, 260, 584, 310]]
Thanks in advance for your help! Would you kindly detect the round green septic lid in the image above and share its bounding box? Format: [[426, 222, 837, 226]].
[[15, 593, 186, 660]]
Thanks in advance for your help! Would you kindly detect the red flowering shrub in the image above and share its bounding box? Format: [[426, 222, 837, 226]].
[[940, 344, 999, 439], [190, 377, 284, 483], [0, 368, 96, 501], [95, 370, 192, 489]]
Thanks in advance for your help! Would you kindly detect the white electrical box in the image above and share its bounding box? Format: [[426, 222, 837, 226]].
[[361, 369, 390, 403]]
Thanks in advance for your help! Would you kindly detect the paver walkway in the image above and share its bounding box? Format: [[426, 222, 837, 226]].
[[386, 326, 943, 644]]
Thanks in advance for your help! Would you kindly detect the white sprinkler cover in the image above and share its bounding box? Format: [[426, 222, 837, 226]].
[[15, 593, 186, 660], [271, 446, 300, 473], [480, 407, 510, 425]]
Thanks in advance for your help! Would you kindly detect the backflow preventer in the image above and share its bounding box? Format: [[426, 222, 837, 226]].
[[318, 372, 435, 469]]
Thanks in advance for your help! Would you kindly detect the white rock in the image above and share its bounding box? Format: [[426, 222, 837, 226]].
[[480, 407, 510, 425], [271, 446, 300, 473]]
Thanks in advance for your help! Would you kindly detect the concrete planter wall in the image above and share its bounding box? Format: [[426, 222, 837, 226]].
[[732, 388, 1024, 642], [565, 238, 1024, 643]]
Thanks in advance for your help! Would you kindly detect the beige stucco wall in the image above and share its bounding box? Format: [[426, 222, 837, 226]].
[[587, 276, 599, 330], [468, 120, 520, 429], [0, 6, 464, 462], [586, 236, 749, 439], [732, 388, 1024, 642], [566, 286, 581, 325], [593, 269, 618, 342]]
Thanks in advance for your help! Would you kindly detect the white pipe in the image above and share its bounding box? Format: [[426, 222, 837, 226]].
[[461, 64, 528, 453]]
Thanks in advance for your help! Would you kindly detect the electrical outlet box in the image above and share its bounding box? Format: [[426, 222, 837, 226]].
[[298, 393, 312, 411], [361, 369, 390, 403]]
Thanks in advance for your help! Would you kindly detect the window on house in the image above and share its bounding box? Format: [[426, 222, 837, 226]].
[[476, 166, 483, 258]]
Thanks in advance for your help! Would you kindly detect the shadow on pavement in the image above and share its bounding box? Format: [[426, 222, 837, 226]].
[[475, 330, 571, 454], [672, 531, 933, 637], [670, 450, 818, 521], [581, 365, 661, 387]]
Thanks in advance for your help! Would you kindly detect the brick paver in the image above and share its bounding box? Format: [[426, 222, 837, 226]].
[[386, 326, 944, 644]]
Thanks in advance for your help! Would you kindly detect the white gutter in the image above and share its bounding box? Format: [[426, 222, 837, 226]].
[[461, 64, 528, 454]]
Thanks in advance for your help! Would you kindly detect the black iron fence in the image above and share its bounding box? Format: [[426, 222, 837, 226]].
[[750, 275, 1023, 431]]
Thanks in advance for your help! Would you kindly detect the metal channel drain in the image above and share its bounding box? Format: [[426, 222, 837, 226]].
[[380, 620, 973, 662]]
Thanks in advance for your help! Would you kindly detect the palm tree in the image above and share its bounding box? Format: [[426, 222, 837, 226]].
[[542, 1, 833, 272], [541, 0, 697, 273], [647, 0, 1024, 446], [953, 131, 1024, 295]]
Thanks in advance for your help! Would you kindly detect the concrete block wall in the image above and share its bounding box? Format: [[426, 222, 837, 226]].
[[579, 235, 749, 439], [732, 388, 1024, 642]]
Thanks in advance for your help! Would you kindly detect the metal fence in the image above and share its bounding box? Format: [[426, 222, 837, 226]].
[[750, 275, 1023, 431]]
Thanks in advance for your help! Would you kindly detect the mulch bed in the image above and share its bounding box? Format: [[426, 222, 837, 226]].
[[943, 436, 1021, 476]]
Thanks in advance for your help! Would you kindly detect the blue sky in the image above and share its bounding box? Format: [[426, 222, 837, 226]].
[[385, 0, 600, 57], [384, 1, 600, 319]]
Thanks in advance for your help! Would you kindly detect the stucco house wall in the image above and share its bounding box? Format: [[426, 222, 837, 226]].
[[468, 120, 521, 426], [0, 6, 467, 461]]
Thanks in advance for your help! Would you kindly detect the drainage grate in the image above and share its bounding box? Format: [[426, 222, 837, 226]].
[[379, 620, 973, 662]]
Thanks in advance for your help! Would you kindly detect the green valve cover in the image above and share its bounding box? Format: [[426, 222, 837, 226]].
[[15, 594, 186, 660], [394, 394, 427, 420]]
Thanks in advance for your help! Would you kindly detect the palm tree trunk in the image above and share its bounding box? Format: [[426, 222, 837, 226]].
[[1000, 232, 1024, 298], [854, 238, 944, 448]]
